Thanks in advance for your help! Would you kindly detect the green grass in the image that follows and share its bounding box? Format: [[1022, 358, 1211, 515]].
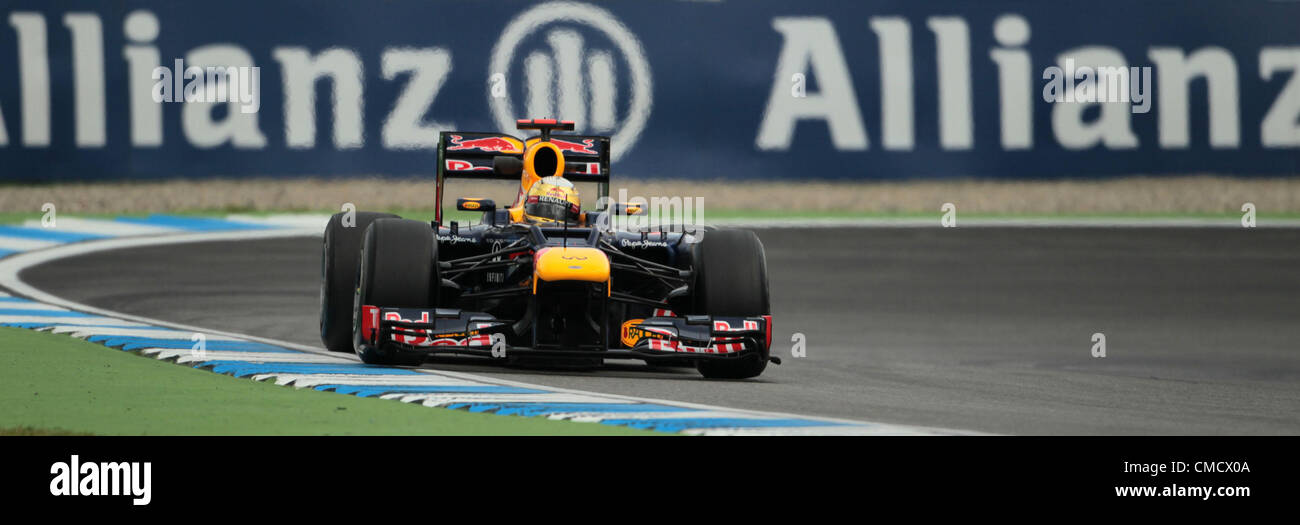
[[0, 327, 657, 436]]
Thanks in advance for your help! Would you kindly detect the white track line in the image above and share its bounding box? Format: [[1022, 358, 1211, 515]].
[[0, 236, 58, 252], [398, 393, 637, 406], [0, 228, 335, 352], [0, 315, 152, 327], [21, 218, 183, 237], [144, 349, 356, 364], [46, 325, 246, 340], [0, 224, 976, 435], [225, 214, 331, 231], [0, 300, 76, 311], [255, 374, 496, 388]]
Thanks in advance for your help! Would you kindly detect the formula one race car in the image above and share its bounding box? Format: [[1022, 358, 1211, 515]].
[[319, 119, 776, 378]]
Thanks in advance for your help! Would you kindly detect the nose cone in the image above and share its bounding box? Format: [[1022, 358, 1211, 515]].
[[533, 247, 610, 286]]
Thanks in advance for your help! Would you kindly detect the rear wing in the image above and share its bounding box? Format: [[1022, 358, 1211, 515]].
[[435, 129, 611, 223], [436, 131, 610, 182]]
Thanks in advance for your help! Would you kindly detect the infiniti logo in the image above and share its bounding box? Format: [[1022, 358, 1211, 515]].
[[488, 1, 653, 161]]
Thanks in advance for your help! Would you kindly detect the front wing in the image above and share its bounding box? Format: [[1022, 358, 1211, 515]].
[[358, 305, 772, 362]]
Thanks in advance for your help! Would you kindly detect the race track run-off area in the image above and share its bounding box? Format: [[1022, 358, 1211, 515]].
[[4, 215, 1300, 435]]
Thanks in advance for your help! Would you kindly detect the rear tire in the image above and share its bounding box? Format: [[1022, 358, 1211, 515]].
[[353, 218, 438, 366], [690, 229, 771, 379], [320, 211, 399, 353]]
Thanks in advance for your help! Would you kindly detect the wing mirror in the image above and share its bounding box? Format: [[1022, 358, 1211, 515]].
[[456, 198, 497, 213], [611, 203, 644, 215]]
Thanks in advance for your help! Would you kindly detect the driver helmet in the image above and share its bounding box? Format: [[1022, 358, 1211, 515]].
[[523, 176, 581, 224]]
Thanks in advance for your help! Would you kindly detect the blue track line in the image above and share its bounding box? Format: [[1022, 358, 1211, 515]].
[[114, 215, 274, 232], [0, 308, 95, 317], [446, 402, 695, 417], [1, 322, 172, 330], [598, 417, 848, 432], [316, 384, 548, 397], [86, 336, 298, 352], [0, 225, 110, 243], [199, 361, 422, 377]]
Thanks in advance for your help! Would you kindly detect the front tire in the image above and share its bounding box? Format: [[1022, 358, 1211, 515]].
[[320, 211, 399, 353], [690, 229, 771, 379], [353, 218, 439, 365]]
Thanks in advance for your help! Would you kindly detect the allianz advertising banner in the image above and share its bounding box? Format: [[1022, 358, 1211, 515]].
[[0, 0, 1297, 181]]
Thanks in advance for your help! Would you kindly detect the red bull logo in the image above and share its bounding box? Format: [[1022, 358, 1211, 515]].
[[549, 138, 598, 155], [447, 135, 523, 153], [713, 320, 759, 332], [445, 159, 491, 171], [384, 311, 432, 345]]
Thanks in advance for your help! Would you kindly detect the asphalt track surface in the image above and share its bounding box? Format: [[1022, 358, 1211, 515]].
[[23, 227, 1300, 434]]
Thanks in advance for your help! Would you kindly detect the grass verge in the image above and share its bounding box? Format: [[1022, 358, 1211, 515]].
[[0, 327, 657, 436]]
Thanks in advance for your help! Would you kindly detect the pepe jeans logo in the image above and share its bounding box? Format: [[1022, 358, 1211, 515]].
[[488, 1, 652, 161], [437, 234, 478, 244], [619, 238, 668, 248]]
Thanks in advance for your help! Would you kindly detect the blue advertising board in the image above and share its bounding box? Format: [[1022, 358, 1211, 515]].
[[0, 0, 1297, 181]]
